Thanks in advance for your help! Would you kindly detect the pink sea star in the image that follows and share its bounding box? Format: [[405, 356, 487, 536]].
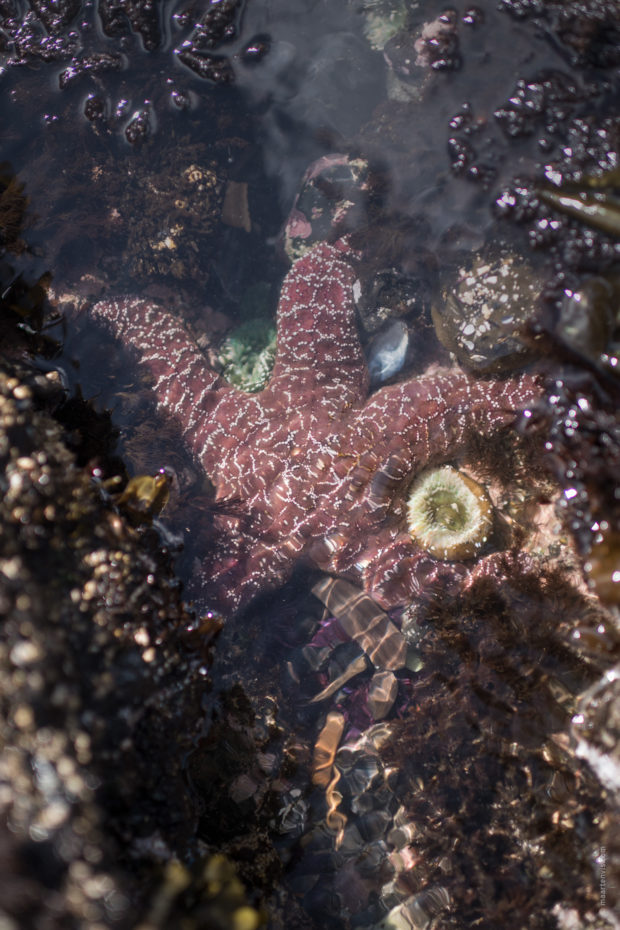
[[85, 239, 540, 615]]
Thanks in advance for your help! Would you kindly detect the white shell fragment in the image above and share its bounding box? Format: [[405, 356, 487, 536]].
[[380, 886, 451, 930], [368, 319, 409, 384], [310, 653, 369, 703], [312, 577, 407, 670], [368, 670, 398, 720]]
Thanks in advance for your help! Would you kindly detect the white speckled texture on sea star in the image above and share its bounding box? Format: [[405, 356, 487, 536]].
[[87, 239, 540, 614]]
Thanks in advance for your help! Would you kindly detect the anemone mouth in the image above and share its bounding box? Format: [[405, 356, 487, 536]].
[[406, 466, 494, 560]]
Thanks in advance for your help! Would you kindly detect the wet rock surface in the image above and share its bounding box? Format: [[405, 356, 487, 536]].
[[355, 0, 619, 288], [0, 357, 274, 928]]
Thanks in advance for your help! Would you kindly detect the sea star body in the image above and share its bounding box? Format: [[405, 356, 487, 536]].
[[86, 240, 540, 614]]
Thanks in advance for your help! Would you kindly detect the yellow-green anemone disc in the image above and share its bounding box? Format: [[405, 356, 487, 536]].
[[406, 466, 493, 560]]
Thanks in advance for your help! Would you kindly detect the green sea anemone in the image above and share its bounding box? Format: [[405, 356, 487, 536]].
[[406, 466, 493, 560], [218, 317, 276, 393]]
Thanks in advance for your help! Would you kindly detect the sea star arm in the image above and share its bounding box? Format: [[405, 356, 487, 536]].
[[354, 370, 539, 473], [320, 369, 542, 608], [198, 528, 297, 614], [268, 241, 369, 412], [87, 295, 235, 466]]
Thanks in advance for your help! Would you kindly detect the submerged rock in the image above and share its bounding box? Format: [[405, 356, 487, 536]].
[[432, 250, 543, 373], [554, 274, 619, 363], [354, 265, 434, 339], [122, 158, 226, 282]]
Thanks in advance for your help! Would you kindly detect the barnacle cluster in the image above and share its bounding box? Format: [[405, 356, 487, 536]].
[[122, 158, 225, 283], [0, 359, 263, 928]]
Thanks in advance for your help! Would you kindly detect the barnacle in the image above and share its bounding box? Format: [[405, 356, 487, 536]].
[[406, 466, 493, 560]]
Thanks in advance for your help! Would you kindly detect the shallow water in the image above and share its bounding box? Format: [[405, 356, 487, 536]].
[[1, 1, 619, 928]]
